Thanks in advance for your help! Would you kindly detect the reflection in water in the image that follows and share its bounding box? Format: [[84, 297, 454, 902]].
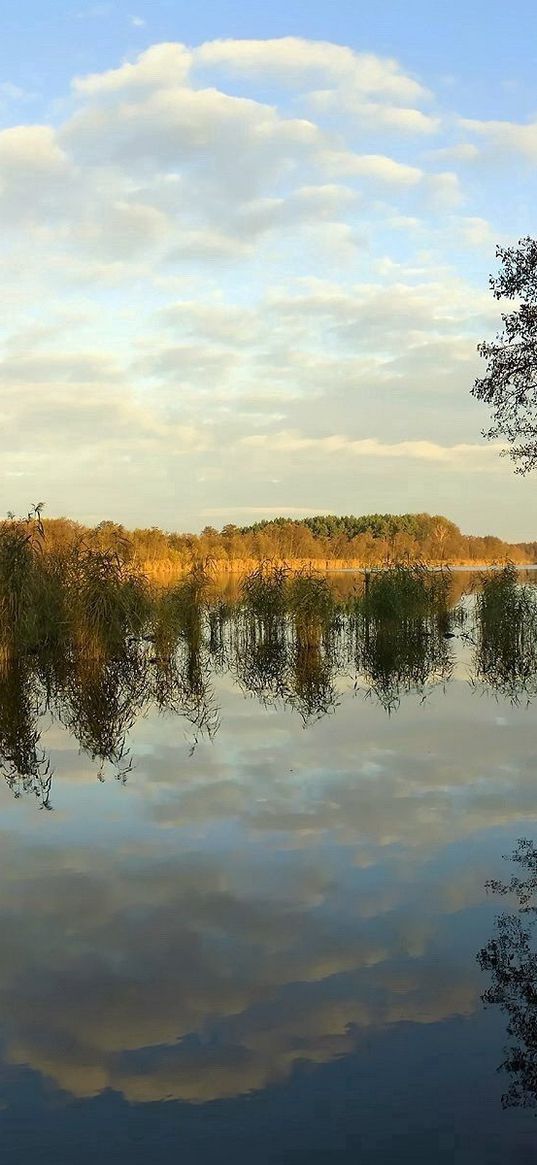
[[0, 826, 481, 1107], [479, 839, 537, 1108], [0, 657, 52, 806], [58, 647, 147, 782], [358, 610, 453, 713], [0, 574, 536, 799], [3, 607, 537, 1158]]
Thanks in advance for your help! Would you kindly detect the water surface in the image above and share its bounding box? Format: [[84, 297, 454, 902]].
[[1, 575, 537, 1162]]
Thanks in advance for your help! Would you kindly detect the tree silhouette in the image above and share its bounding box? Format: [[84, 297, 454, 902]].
[[473, 236, 537, 472], [478, 839, 537, 1108]]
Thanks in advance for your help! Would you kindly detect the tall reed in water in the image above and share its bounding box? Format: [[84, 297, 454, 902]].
[[0, 507, 48, 657], [362, 563, 451, 623], [287, 569, 335, 645], [67, 540, 151, 659], [240, 562, 288, 636], [356, 565, 453, 712], [473, 564, 537, 701], [153, 559, 212, 658]]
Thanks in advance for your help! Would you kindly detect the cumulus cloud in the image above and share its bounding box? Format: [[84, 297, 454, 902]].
[[239, 432, 505, 466], [193, 37, 430, 103], [73, 42, 192, 95], [459, 115, 537, 160], [0, 35, 529, 530]]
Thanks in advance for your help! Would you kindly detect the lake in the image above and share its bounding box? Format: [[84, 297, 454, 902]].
[[1, 571, 537, 1163]]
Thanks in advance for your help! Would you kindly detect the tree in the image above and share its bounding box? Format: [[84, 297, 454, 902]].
[[473, 236, 537, 473]]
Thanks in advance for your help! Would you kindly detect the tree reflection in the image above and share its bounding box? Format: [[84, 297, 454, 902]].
[[1, 572, 537, 800], [478, 838, 537, 1108]]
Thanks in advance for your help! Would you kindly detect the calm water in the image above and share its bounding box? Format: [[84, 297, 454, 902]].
[[2, 576, 537, 1162]]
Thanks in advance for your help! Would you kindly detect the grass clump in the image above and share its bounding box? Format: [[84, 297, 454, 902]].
[[153, 559, 212, 658], [473, 565, 537, 701], [241, 562, 289, 631], [287, 569, 335, 644], [362, 564, 451, 623], [355, 565, 454, 712], [67, 539, 151, 659], [0, 508, 48, 657]]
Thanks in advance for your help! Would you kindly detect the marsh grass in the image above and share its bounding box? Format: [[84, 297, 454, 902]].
[[287, 569, 335, 644], [153, 559, 213, 659], [67, 541, 151, 659], [361, 563, 451, 623], [3, 535, 537, 798], [353, 565, 454, 712], [473, 565, 537, 701], [240, 562, 289, 634], [0, 509, 47, 657]]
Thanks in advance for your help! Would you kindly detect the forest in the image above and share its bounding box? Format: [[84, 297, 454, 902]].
[[24, 510, 536, 578]]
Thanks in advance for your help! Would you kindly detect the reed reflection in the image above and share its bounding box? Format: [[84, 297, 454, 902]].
[[0, 558, 536, 800], [0, 657, 52, 806]]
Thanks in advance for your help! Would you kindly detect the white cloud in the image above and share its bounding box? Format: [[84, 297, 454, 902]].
[[0, 124, 66, 171], [239, 432, 505, 466], [0, 82, 29, 102], [423, 170, 463, 209], [200, 506, 331, 517], [307, 92, 440, 136], [73, 42, 191, 95], [0, 35, 531, 531], [459, 115, 537, 160], [194, 37, 429, 103], [322, 150, 423, 185]]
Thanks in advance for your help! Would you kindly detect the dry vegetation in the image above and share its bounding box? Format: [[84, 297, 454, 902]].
[[24, 511, 536, 583], [0, 510, 534, 804]]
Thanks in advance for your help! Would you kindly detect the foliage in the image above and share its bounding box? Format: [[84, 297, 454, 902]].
[[16, 510, 533, 572], [66, 541, 151, 658], [473, 236, 537, 473]]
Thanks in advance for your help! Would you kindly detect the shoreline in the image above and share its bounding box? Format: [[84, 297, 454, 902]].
[[140, 558, 537, 583]]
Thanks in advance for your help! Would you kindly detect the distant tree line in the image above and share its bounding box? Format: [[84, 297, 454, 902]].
[[16, 512, 535, 573]]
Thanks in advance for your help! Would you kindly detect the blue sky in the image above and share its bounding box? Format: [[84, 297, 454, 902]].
[[1, 1, 537, 536]]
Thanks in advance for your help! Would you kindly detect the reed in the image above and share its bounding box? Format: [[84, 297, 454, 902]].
[[362, 563, 451, 623], [240, 562, 289, 631], [287, 569, 335, 644], [473, 564, 537, 701], [65, 537, 151, 659], [152, 559, 212, 658], [0, 509, 46, 657]]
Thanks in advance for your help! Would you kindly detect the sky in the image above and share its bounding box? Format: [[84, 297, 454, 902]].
[[1, 1, 537, 538]]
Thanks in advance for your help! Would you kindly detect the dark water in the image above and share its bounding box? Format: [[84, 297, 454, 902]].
[[2, 577, 537, 1162]]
